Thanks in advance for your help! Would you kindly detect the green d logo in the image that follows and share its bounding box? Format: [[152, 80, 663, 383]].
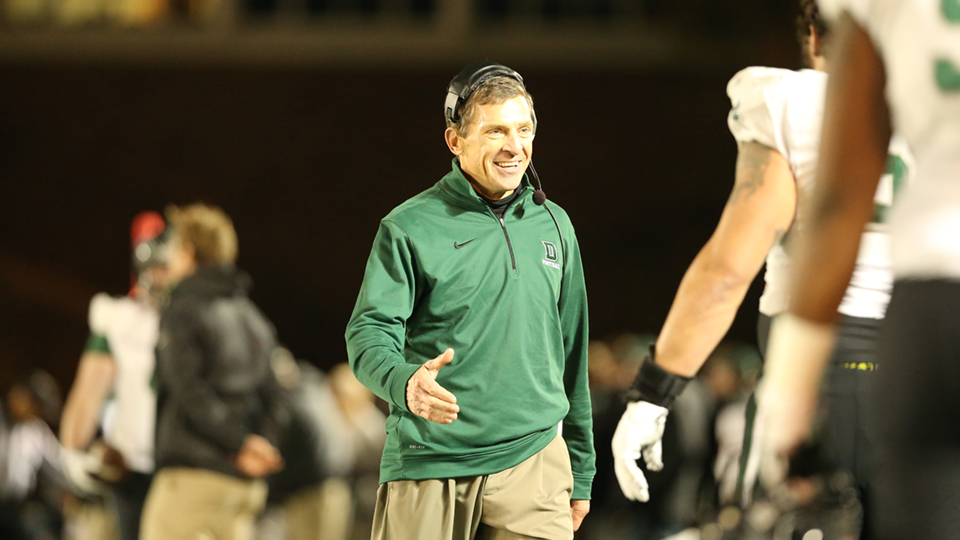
[[542, 241, 559, 262]]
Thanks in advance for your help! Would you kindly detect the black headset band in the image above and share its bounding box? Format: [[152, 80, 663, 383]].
[[444, 62, 526, 125]]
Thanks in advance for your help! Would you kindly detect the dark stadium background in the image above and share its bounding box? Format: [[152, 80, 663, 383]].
[[0, 0, 801, 392]]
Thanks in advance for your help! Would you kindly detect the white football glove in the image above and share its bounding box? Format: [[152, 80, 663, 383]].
[[612, 400, 669, 502], [61, 448, 107, 496]]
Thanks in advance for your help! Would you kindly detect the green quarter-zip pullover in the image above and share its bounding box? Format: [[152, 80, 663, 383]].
[[346, 159, 595, 499]]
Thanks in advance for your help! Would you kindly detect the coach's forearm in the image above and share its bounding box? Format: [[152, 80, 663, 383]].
[[563, 386, 595, 500], [655, 247, 755, 377], [350, 345, 421, 412]]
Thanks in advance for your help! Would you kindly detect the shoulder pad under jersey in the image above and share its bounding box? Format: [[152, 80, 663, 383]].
[[727, 66, 793, 157], [88, 293, 122, 335]]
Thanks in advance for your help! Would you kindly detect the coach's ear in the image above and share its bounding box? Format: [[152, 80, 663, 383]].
[[445, 127, 463, 156]]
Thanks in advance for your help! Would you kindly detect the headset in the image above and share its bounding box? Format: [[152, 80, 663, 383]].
[[445, 62, 567, 275]]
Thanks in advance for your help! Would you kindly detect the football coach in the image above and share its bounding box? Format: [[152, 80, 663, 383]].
[[345, 62, 595, 540]]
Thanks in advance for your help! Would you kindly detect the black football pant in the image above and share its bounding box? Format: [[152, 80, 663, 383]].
[[754, 313, 879, 540], [114, 472, 153, 540], [870, 280, 960, 540]]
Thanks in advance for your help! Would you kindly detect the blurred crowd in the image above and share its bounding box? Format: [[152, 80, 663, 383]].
[[0, 208, 763, 540], [0, 363, 386, 540], [583, 334, 761, 540], [0, 336, 761, 540], [0, 0, 779, 30], [0, 206, 388, 540], [0, 0, 665, 26], [0, 0, 616, 26], [2, 0, 228, 26]]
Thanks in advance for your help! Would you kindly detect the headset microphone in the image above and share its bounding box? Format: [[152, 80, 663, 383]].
[[525, 160, 565, 279], [533, 190, 547, 206], [528, 162, 547, 206]]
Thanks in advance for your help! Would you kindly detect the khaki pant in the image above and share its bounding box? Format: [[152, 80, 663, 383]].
[[285, 477, 354, 540], [372, 435, 574, 540], [66, 498, 118, 540], [140, 468, 267, 540]]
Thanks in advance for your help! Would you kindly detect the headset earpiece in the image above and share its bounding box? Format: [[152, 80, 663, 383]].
[[444, 62, 529, 127]]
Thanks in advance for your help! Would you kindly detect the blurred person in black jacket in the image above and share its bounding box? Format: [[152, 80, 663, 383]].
[[140, 203, 286, 540]]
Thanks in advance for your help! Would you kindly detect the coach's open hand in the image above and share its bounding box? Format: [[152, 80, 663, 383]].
[[571, 499, 590, 531], [406, 348, 459, 424]]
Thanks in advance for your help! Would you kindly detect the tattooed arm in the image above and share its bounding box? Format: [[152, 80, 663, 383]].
[[654, 142, 796, 376]]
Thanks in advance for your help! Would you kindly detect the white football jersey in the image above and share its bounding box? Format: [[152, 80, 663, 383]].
[[88, 293, 159, 473], [727, 66, 913, 319], [821, 0, 960, 279]]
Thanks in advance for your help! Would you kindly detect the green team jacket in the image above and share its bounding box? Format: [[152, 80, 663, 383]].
[[345, 159, 595, 500]]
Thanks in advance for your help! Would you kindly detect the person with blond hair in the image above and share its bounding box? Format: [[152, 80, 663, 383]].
[[140, 203, 286, 540]]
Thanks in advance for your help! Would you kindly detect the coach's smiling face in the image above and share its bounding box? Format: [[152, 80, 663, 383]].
[[445, 96, 535, 201]]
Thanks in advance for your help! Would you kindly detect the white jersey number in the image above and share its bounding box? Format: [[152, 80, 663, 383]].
[[938, 0, 960, 92], [872, 153, 909, 225]]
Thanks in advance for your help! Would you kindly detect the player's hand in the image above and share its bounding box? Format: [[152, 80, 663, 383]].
[[84, 441, 132, 486], [756, 380, 818, 491], [611, 400, 668, 502], [570, 499, 590, 531], [61, 448, 107, 496], [234, 434, 284, 478], [406, 348, 459, 424]]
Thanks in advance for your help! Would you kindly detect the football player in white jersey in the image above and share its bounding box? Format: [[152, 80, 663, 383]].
[[612, 2, 910, 533], [759, 0, 960, 538], [60, 212, 169, 540]]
